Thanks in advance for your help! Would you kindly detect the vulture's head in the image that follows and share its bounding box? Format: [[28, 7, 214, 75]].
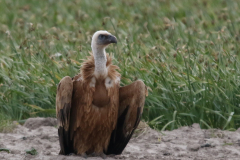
[[91, 30, 117, 49]]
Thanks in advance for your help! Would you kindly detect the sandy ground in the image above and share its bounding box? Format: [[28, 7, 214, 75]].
[[0, 118, 240, 160]]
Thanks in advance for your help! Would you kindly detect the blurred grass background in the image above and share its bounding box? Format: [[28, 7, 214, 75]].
[[0, 0, 240, 131]]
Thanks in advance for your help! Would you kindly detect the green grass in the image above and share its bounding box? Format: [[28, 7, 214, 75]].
[[0, 0, 240, 131], [26, 148, 38, 155]]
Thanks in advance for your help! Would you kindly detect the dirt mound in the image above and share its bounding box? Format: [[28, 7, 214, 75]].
[[23, 117, 57, 130], [0, 118, 240, 159]]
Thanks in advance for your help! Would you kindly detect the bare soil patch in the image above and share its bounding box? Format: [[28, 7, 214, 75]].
[[0, 118, 240, 160]]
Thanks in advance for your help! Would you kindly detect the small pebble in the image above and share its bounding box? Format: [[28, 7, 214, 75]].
[[187, 144, 200, 151]]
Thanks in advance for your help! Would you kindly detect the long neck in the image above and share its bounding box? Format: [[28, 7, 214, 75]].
[[92, 45, 107, 78]]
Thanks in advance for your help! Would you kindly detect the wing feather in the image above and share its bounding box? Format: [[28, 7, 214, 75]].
[[106, 80, 147, 155], [56, 76, 73, 155]]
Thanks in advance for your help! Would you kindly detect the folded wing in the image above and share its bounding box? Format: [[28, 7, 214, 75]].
[[56, 76, 73, 155], [105, 80, 147, 155]]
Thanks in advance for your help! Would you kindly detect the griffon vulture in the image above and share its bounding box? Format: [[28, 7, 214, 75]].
[[56, 30, 147, 157]]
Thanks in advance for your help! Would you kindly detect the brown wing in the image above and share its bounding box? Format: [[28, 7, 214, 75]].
[[56, 76, 73, 155], [68, 74, 97, 154], [106, 80, 147, 155]]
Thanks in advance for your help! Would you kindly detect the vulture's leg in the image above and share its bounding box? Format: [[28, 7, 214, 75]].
[[106, 80, 147, 155]]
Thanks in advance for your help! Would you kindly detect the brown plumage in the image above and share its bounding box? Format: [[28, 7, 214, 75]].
[[56, 30, 147, 157]]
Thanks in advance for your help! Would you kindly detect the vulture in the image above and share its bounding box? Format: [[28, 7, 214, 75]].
[[56, 30, 147, 157]]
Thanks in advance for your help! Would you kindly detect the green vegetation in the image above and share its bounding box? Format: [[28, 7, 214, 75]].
[[0, 0, 240, 131], [0, 148, 10, 153], [26, 148, 38, 155]]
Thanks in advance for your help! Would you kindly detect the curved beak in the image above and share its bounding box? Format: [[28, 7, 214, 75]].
[[108, 35, 117, 44]]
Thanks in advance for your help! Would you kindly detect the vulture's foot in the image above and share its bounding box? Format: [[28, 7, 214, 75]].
[[78, 153, 88, 159], [68, 153, 76, 156], [100, 153, 107, 159], [107, 154, 118, 157], [107, 154, 122, 159], [89, 152, 107, 159]]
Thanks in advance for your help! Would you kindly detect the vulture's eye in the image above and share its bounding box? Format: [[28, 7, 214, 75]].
[[99, 34, 106, 40]]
